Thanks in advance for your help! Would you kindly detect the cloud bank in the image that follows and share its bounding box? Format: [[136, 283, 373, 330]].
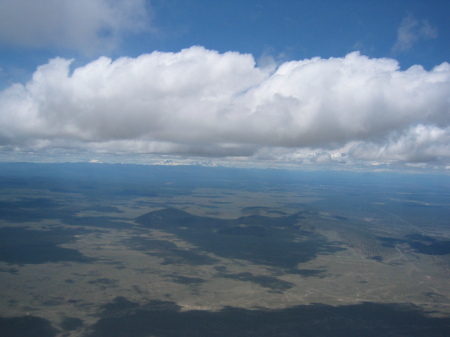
[[1, 47, 449, 168], [0, 0, 150, 53]]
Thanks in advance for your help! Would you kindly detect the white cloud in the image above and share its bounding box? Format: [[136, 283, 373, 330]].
[[0, 0, 150, 53], [0, 47, 449, 168], [349, 124, 450, 164], [392, 15, 438, 53]]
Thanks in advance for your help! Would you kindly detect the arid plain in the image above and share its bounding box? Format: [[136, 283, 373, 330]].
[[1, 163, 450, 336]]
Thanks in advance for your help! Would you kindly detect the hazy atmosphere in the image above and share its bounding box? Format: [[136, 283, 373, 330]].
[[1, 1, 450, 337]]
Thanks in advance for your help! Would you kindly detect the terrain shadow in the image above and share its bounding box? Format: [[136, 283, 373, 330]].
[[0, 316, 58, 337], [0, 226, 94, 265], [86, 297, 450, 337], [134, 208, 345, 270]]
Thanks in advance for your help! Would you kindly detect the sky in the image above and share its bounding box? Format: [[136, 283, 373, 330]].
[[0, 0, 449, 171]]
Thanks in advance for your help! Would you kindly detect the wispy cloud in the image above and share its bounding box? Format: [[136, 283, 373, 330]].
[[392, 14, 438, 53], [0, 0, 151, 54], [0, 48, 449, 167]]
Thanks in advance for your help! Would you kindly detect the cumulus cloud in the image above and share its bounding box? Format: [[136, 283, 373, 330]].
[[0, 0, 150, 53], [349, 125, 450, 164], [392, 15, 438, 53], [0, 47, 449, 168]]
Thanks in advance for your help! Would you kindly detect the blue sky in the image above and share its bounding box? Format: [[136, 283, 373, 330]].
[[145, 0, 449, 69], [0, 0, 449, 171]]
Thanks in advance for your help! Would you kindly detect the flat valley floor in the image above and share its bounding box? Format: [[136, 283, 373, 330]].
[[0, 163, 450, 336]]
